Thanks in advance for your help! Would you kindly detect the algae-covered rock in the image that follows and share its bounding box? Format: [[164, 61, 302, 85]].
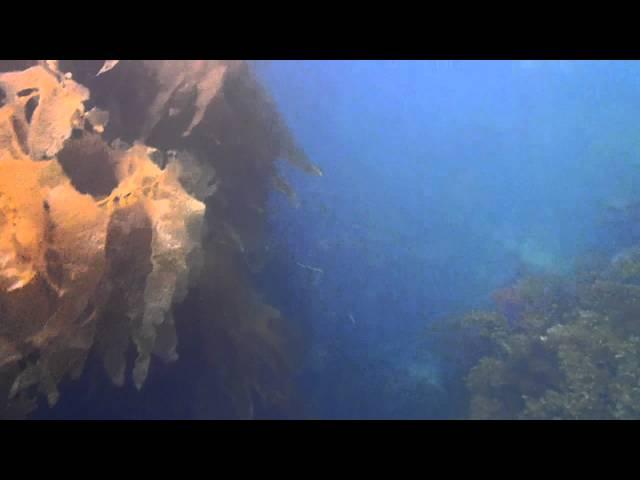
[[459, 269, 640, 419]]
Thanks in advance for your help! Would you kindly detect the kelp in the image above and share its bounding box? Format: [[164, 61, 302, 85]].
[[0, 60, 316, 418]]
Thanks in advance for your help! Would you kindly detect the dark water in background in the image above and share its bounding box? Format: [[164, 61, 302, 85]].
[[253, 60, 640, 419]]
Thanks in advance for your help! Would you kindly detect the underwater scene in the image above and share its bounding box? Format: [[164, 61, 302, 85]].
[[2, 59, 640, 419]]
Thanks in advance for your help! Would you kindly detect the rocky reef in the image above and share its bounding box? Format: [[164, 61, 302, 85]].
[[440, 248, 640, 419], [0, 60, 319, 419]]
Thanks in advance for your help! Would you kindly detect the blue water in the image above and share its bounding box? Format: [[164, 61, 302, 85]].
[[253, 60, 640, 418]]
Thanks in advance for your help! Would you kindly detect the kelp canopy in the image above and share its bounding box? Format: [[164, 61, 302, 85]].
[[0, 60, 319, 419]]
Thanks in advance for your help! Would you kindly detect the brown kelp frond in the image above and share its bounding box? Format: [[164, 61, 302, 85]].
[[0, 60, 315, 418]]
